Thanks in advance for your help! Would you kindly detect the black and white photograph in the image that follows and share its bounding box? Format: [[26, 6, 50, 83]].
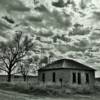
[[0, 0, 100, 100]]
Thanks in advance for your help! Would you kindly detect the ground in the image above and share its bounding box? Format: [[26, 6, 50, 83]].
[[0, 89, 100, 100], [0, 81, 100, 100]]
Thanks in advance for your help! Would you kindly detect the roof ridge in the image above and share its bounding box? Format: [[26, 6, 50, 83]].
[[39, 58, 95, 71]]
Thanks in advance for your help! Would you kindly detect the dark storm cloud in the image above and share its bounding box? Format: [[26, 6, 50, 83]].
[[69, 25, 90, 36], [37, 30, 53, 37], [55, 44, 68, 53], [61, 38, 90, 53], [14, 15, 43, 29], [79, 0, 87, 9], [33, 4, 72, 29], [52, 34, 71, 43], [67, 51, 83, 59], [92, 11, 100, 21], [26, 15, 43, 22], [53, 38, 89, 54], [73, 38, 89, 48], [52, 10, 72, 28], [91, 41, 100, 47], [2, 16, 15, 24], [55, 39, 89, 54], [34, 5, 59, 28], [34, 4, 49, 13], [0, 20, 11, 31], [89, 31, 100, 40], [66, 44, 85, 52], [0, 31, 9, 38], [86, 57, 100, 65], [0, 0, 30, 12], [8, 4, 30, 12]]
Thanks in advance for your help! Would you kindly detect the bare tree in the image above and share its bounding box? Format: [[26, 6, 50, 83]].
[[19, 57, 33, 81], [0, 32, 33, 82]]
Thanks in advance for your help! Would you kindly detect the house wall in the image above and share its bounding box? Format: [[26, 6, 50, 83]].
[[38, 69, 95, 89], [63, 60, 95, 88], [38, 69, 70, 85], [69, 70, 95, 89]]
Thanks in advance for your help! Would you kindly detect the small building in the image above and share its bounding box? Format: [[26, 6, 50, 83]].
[[38, 59, 95, 89]]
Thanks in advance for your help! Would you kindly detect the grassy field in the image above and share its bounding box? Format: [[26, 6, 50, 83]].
[[0, 82, 100, 100], [0, 89, 100, 100]]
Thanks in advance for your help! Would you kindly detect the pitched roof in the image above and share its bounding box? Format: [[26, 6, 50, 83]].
[[39, 59, 95, 71]]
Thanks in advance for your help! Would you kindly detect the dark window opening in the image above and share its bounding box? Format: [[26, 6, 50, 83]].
[[86, 73, 89, 84], [59, 78, 62, 82], [72, 72, 76, 83], [78, 73, 81, 84], [42, 73, 45, 82], [59, 78, 63, 87], [52, 72, 56, 82]]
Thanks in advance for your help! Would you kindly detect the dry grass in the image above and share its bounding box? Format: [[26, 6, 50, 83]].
[[0, 82, 96, 97], [0, 82, 100, 100]]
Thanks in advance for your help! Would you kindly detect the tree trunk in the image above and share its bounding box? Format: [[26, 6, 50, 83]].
[[7, 71, 11, 82], [23, 75, 27, 81]]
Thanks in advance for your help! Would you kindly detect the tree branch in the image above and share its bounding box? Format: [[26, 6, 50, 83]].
[[0, 67, 8, 72], [0, 56, 9, 69]]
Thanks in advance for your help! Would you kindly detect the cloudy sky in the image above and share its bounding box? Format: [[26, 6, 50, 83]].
[[0, 0, 100, 77]]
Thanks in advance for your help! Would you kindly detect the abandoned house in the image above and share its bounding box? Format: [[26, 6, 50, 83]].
[[38, 59, 95, 89]]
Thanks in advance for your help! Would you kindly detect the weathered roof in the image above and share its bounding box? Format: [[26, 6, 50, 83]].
[[39, 59, 95, 71]]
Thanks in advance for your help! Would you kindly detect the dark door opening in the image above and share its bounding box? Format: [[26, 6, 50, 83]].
[[86, 73, 89, 84], [59, 78, 63, 87], [52, 72, 56, 82], [78, 73, 81, 84], [42, 73, 45, 82]]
